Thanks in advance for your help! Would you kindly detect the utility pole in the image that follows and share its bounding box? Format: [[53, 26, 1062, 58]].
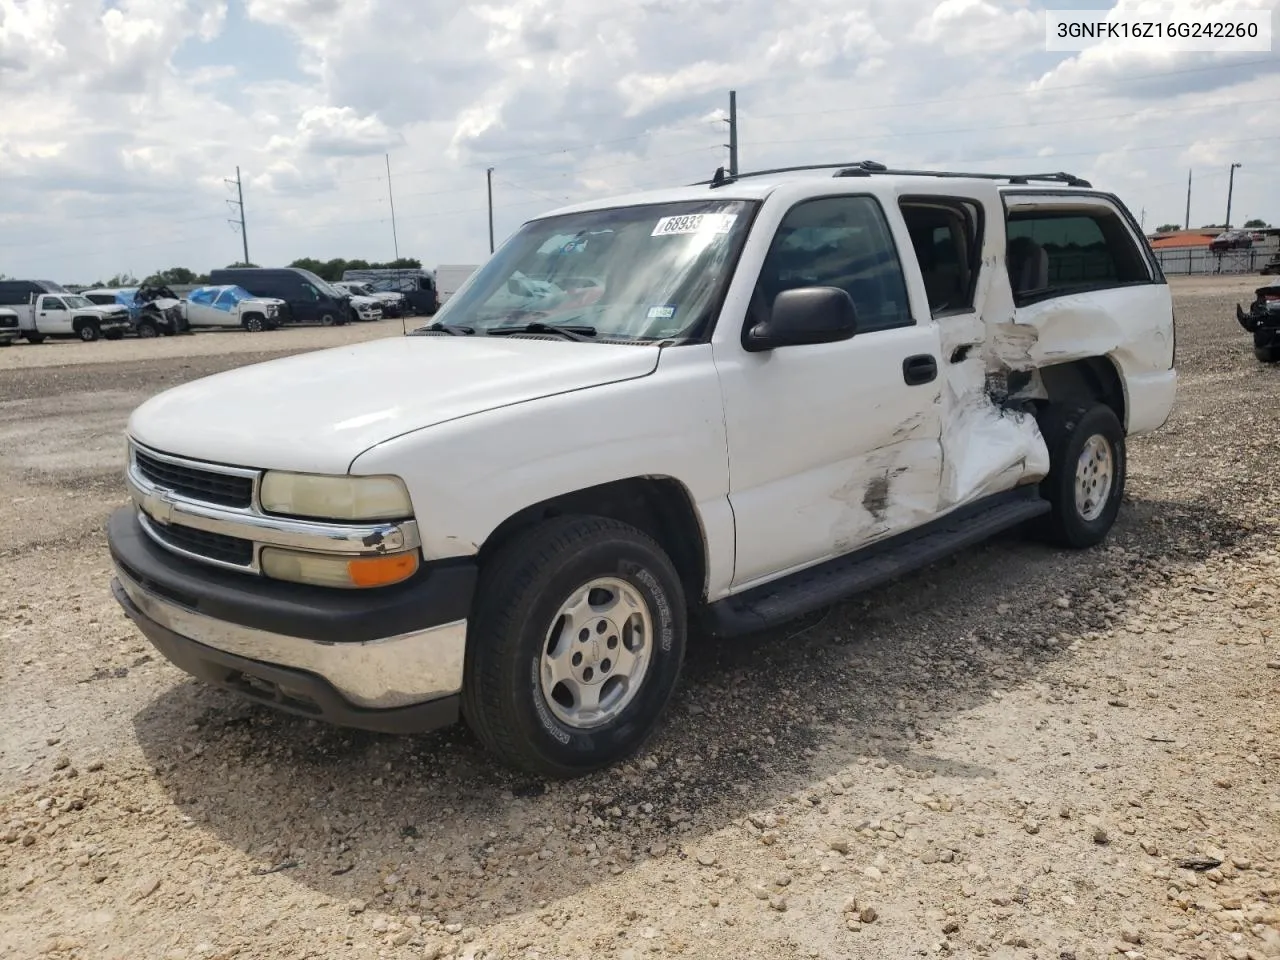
[[1184, 169, 1192, 230], [486, 167, 495, 254], [385, 153, 400, 262], [1225, 162, 1242, 229], [1140, 207, 1146, 231], [224, 166, 249, 265], [724, 90, 739, 177]]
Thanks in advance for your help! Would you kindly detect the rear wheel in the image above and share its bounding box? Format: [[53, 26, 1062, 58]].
[[462, 516, 687, 779], [1035, 402, 1126, 549], [25, 333, 45, 345]]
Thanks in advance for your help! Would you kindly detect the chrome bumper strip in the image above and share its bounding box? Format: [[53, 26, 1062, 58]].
[[114, 564, 466, 709]]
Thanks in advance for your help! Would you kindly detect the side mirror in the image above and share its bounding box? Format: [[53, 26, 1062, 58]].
[[744, 286, 859, 352]]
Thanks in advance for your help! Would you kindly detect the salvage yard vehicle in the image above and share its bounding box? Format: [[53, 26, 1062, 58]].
[[210, 267, 351, 326], [83, 285, 189, 338], [0, 308, 19, 346], [342, 268, 438, 316], [183, 285, 285, 332], [334, 281, 406, 318], [0, 280, 132, 343], [1236, 277, 1280, 362], [107, 161, 1177, 778]]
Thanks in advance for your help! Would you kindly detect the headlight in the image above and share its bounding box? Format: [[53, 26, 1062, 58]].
[[260, 547, 419, 588], [259, 472, 413, 521]]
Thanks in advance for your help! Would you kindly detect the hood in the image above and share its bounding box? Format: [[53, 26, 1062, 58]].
[[86, 304, 129, 317], [127, 334, 661, 473], [350, 295, 380, 307]]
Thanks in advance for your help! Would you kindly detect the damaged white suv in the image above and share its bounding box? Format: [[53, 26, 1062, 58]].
[[107, 161, 1176, 778]]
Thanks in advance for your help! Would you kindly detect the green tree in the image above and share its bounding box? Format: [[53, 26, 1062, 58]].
[[1155, 224, 1181, 233], [1244, 218, 1269, 229], [106, 272, 140, 287], [225, 262, 258, 268], [288, 257, 327, 275], [156, 267, 199, 284]]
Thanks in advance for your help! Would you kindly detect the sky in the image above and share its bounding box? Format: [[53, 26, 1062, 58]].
[[0, 0, 1276, 284]]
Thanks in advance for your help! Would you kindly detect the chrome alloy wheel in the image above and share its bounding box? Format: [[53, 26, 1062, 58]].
[[539, 577, 653, 730]]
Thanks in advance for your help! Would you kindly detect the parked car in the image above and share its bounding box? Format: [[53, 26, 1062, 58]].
[[0, 308, 19, 346], [1236, 277, 1280, 362], [343, 290, 384, 322], [342, 268, 438, 316], [0, 280, 131, 343], [334, 281, 405, 318], [82, 285, 189, 337], [1210, 230, 1253, 253], [208, 267, 352, 326], [107, 161, 1176, 778], [1258, 253, 1280, 276], [184, 285, 285, 332]]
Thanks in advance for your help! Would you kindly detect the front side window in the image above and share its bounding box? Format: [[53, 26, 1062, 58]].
[[43, 297, 66, 310], [753, 196, 912, 334], [189, 288, 217, 306], [214, 287, 247, 308], [1006, 206, 1151, 303], [424, 199, 757, 342]]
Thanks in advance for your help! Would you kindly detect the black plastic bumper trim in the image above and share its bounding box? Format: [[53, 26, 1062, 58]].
[[107, 506, 476, 645]]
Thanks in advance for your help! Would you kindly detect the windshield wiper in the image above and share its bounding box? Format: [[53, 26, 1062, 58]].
[[486, 321, 597, 342], [413, 321, 474, 335]]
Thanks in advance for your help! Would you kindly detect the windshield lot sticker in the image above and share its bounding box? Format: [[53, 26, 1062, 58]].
[[647, 304, 677, 321], [651, 213, 738, 237]]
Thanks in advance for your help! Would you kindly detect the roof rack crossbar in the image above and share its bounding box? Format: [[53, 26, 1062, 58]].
[[691, 160, 1091, 190]]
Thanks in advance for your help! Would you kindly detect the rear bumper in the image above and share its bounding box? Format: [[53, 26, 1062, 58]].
[[107, 506, 474, 733]]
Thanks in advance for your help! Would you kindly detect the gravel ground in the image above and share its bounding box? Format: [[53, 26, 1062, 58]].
[[1, 275, 1277, 960]]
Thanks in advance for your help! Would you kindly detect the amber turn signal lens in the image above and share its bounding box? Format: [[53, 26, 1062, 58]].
[[347, 552, 419, 587]]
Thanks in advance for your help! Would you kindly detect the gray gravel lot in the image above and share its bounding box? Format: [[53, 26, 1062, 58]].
[[1, 276, 1278, 960]]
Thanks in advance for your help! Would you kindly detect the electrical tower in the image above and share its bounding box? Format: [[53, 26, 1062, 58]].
[[224, 167, 249, 265]]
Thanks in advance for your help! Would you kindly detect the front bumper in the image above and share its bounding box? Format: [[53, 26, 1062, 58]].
[[107, 506, 475, 733]]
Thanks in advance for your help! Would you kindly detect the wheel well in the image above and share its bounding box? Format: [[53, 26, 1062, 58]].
[[478, 478, 708, 604], [1037, 357, 1126, 431], [72, 316, 96, 331]]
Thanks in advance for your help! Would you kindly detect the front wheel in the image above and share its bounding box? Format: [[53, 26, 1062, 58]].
[[319, 313, 336, 326], [135, 321, 158, 339], [1035, 402, 1126, 549], [1255, 345, 1280, 363], [77, 321, 100, 342], [462, 516, 687, 779], [242, 314, 265, 333]]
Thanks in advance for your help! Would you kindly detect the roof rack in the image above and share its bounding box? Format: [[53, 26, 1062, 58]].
[[694, 160, 1092, 190]]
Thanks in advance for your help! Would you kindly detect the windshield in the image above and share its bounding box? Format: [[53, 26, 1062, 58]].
[[293, 268, 343, 299], [63, 295, 94, 309], [422, 199, 756, 341]]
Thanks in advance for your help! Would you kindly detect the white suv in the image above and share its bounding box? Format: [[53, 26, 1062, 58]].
[[106, 162, 1176, 778]]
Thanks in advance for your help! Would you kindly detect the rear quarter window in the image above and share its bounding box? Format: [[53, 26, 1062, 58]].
[[1005, 203, 1152, 305]]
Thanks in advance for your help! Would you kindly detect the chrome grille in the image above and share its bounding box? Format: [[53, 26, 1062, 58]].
[[134, 448, 254, 508]]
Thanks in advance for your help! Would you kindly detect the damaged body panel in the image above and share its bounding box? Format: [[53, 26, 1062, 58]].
[[1236, 278, 1280, 363]]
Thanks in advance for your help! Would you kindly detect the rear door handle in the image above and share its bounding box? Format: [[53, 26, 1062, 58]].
[[902, 354, 937, 386]]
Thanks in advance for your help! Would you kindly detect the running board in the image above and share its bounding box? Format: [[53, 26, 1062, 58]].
[[701, 488, 1051, 638]]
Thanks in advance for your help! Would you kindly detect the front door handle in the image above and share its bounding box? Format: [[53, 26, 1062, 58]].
[[903, 354, 937, 386]]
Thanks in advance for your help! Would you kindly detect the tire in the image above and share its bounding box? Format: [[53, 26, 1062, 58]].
[[1254, 345, 1280, 363], [242, 314, 265, 333], [1035, 402, 1127, 549], [25, 334, 45, 345], [104, 330, 124, 341], [319, 313, 336, 326], [136, 321, 158, 339], [462, 516, 688, 779], [77, 321, 100, 342]]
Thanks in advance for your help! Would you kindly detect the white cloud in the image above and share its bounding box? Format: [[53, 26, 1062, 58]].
[[0, 0, 1276, 282]]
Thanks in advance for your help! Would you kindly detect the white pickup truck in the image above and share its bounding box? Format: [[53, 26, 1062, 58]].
[[107, 162, 1176, 778], [0, 287, 132, 343], [0, 309, 19, 346]]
